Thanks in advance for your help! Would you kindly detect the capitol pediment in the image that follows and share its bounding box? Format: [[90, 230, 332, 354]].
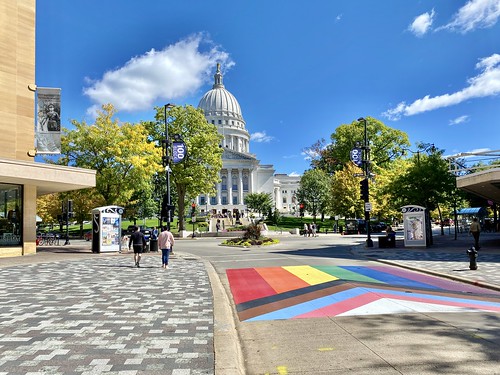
[[223, 148, 257, 161]]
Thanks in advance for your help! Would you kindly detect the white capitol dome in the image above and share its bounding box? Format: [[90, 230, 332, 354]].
[[198, 64, 250, 153], [198, 63, 243, 121]]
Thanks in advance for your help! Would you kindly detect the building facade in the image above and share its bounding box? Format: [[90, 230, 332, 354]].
[[196, 64, 300, 216], [0, 1, 95, 257]]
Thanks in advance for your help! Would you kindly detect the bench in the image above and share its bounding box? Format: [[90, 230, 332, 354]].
[[378, 235, 396, 248]]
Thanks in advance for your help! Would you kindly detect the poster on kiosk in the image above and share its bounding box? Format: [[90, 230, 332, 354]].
[[401, 205, 427, 247], [91, 206, 124, 253]]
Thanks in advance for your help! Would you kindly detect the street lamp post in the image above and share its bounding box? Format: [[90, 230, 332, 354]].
[[163, 103, 175, 231], [358, 117, 373, 247]]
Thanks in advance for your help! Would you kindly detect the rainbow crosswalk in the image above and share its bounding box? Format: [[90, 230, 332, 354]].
[[226, 265, 500, 321]]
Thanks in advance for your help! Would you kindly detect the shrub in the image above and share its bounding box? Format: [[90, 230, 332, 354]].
[[244, 224, 261, 240]]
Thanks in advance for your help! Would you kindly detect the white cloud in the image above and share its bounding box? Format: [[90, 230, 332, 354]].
[[335, 14, 343, 22], [250, 131, 274, 143], [83, 33, 234, 115], [301, 149, 318, 161], [409, 9, 435, 37], [449, 115, 469, 125], [288, 172, 301, 177], [383, 53, 500, 120], [438, 0, 500, 33]]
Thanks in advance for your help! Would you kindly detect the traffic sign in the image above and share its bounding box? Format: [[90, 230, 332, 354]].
[[364, 202, 372, 212]]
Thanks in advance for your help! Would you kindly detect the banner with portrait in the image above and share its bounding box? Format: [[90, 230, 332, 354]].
[[35, 87, 61, 154]]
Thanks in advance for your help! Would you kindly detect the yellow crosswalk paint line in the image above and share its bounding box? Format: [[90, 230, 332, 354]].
[[283, 265, 338, 285], [277, 366, 288, 374]]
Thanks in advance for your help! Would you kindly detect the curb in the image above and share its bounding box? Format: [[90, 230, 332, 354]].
[[203, 258, 246, 375]]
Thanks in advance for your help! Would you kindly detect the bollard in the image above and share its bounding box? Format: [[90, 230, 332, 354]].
[[466, 247, 478, 270]]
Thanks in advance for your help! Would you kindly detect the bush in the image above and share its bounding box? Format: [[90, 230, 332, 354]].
[[243, 224, 261, 240]]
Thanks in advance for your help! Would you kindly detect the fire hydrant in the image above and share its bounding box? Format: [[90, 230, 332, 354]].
[[466, 247, 478, 270]]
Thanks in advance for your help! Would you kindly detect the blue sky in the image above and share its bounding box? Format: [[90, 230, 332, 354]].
[[36, 0, 500, 176]]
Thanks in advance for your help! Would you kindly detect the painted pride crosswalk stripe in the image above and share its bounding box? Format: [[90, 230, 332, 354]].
[[282, 265, 338, 285]]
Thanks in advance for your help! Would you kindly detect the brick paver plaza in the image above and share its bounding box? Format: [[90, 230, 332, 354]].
[[0, 255, 214, 375]]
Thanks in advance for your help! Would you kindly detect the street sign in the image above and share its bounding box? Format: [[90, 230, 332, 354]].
[[350, 147, 362, 167], [364, 202, 372, 212]]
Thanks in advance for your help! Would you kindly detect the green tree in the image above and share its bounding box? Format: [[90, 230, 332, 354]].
[[369, 158, 409, 223], [296, 169, 331, 221], [145, 105, 223, 231], [53, 104, 161, 209], [388, 148, 457, 232], [305, 117, 410, 173], [330, 163, 364, 219], [244, 192, 273, 218]]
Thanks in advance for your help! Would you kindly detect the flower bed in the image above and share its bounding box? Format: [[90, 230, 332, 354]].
[[221, 237, 279, 247]]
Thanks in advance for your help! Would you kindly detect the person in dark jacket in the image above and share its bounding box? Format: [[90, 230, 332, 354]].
[[128, 226, 147, 268]]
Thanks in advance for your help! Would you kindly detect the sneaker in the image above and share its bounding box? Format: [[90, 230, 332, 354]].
[[165, 265, 170, 269], [136, 263, 140, 268]]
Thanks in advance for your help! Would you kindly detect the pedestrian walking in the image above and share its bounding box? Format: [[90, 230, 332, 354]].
[[128, 226, 147, 268], [158, 225, 175, 269], [311, 223, 317, 237], [303, 223, 308, 237], [469, 217, 481, 249]]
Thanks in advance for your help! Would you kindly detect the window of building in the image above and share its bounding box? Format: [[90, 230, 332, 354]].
[[221, 196, 228, 205], [243, 175, 249, 191], [221, 176, 227, 191], [200, 196, 206, 205], [282, 197, 287, 204], [232, 196, 238, 204], [218, 120, 222, 124], [0, 184, 22, 246], [210, 197, 216, 205], [211, 120, 215, 124], [232, 175, 237, 190]]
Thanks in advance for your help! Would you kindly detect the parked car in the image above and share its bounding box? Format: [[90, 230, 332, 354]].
[[344, 219, 366, 234], [442, 218, 454, 226], [371, 222, 387, 233]]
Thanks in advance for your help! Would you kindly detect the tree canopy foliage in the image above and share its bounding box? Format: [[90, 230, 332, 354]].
[[145, 105, 223, 230], [305, 117, 410, 174], [244, 192, 273, 218], [55, 104, 161, 207], [296, 169, 331, 220]]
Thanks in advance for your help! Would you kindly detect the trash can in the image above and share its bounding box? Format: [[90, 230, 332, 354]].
[[149, 238, 158, 252]]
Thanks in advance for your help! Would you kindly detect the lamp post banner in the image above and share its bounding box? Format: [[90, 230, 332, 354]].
[[35, 87, 61, 154], [172, 140, 187, 164], [350, 147, 362, 167]]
